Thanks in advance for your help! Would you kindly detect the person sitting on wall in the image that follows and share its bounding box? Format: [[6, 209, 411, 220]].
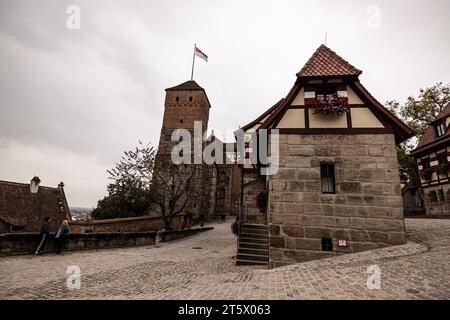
[[35, 217, 51, 255], [54, 220, 71, 255]]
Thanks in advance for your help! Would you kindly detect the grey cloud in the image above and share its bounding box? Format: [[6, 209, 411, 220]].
[[0, 0, 449, 206]]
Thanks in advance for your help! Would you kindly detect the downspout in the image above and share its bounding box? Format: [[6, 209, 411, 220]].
[[237, 166, 244, 255]]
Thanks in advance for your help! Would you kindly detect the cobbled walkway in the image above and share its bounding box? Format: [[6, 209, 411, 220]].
[[1, 219, 449, 299]]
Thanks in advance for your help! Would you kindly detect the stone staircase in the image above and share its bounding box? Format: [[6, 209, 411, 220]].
[[236, 224, 269, 266]]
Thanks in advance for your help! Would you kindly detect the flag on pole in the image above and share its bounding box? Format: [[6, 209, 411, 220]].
[[194, 46, 208, 62]]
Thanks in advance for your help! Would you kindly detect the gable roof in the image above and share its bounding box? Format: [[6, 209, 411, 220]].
[[0, 180, 71, 233], [413, 102, 450, 152], [246, 45, 414, 144], [297, 44, 362, 78], [350, 81, 414, 143], [241, 99, 285, 132], [430, 102, 450, 126], [166, 80, 204, 91]]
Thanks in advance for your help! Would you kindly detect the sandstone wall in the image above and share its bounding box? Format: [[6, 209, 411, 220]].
[[69, 215, 185, 233], [242, 171, 267, 224], [268, 134, 405, 268]]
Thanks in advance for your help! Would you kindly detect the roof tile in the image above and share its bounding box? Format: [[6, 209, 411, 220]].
[[0, 180, 70, 232], [297, 44, 362, 78]]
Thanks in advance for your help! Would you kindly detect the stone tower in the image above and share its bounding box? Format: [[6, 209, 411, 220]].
[[156, 80, 212, 216], [157, 80, 211, 155]]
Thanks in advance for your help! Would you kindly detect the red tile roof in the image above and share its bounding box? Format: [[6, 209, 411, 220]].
[[166, 80, 204, 91], [297, 44, 362, 78], [165, 80, 211, 108], [0, 180, 71, 233]]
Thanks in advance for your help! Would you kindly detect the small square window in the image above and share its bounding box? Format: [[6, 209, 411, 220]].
[[421, 158, 431, 169], [180, 119, 183, 123], [320, 163, 335, 194], [322, 238, 333, 251], [175, 97, 180, 102], [189, 96, 193, 102]]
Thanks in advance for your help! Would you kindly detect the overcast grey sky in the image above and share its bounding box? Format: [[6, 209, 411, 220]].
[[0, 0, 449, 207]]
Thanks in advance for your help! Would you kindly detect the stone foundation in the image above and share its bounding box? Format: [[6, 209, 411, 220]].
[[268, 134, 406, 268]]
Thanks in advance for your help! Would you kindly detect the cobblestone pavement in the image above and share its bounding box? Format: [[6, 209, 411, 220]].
[[1, 219, 449, 299]]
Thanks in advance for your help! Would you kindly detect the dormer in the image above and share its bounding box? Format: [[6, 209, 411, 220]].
[[435, 120, 447, 138]]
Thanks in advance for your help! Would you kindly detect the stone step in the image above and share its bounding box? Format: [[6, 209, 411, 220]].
[[242, 224, 268, 230], [238, 242, 269, 250], [238, 247, 269, 256], [236, 259, 268, 266], [237, 253, 269, 262], [239, 237, 269, 244], [240, 232, 268, 239], [240, 227, 268, 235]]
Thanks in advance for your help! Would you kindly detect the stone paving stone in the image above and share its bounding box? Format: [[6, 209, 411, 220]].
[[0, 219, 449, 299]]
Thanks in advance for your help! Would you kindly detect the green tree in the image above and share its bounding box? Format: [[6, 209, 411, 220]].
[[93, 141, 200, 229], [91, 186, 153, 220], [386, 82, 450, 139], [385, 82, 450, 185]]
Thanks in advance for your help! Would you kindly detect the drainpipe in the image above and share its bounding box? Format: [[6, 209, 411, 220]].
[[237, 167, 244, 255]]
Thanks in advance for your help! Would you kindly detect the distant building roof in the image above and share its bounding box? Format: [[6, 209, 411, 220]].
[[0, 179, 71, 233], [297, 44, 362, 78], [412, 102, 450, 154]]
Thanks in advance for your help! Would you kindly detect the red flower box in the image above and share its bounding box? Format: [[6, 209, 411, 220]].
[[305, 96, 349, 116]]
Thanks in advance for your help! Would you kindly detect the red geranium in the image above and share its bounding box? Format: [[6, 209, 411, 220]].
[[254, 190, 268, 212]]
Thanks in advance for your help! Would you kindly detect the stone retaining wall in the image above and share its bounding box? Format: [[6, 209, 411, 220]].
[[0, 227, 214, 256], [0, 232, 157, 256], [69, 215, 185, 233]]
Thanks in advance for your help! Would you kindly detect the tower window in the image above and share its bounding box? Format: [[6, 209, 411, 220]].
[[320, 163, 335, 194], [321, 238, 333, 251], [180, 119, 183, 123], [175, 97, 180, 102], [189, 96, 193, 102]]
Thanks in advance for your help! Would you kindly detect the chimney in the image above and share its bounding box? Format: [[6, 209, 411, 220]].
[[30, 176, 41, 193]]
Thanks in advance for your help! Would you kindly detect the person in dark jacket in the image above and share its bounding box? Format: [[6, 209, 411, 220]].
[[54, 220, 71, 254], [35, 217, 51, 255]]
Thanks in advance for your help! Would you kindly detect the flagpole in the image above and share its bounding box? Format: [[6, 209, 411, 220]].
[[191, 43, 196, 81]]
